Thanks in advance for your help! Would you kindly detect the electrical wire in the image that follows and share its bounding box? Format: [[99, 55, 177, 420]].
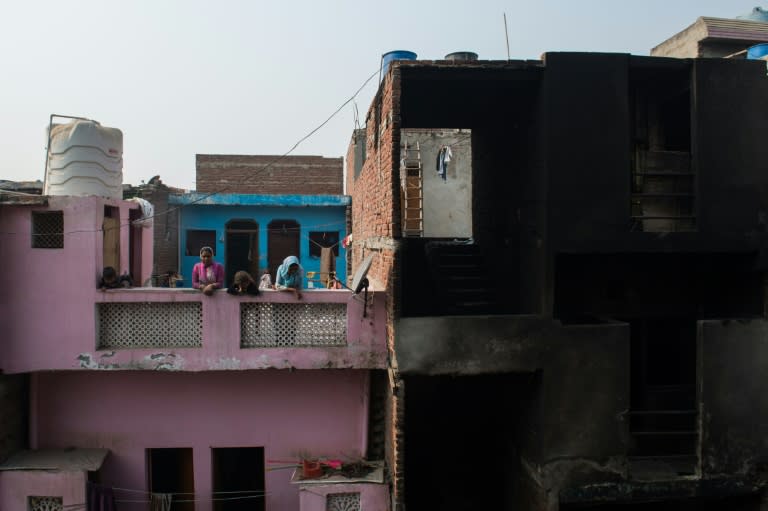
[[0, 67, 381, 239]]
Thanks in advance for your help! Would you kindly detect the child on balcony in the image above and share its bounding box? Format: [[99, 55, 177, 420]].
[[98, 266, 132, 290], [192, 246, 224, 296], [259, 268, 273, 290], [227, 271, 260, 296]]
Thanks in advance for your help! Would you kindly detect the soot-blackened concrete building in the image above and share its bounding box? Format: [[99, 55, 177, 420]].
[[348, 53, 768, 510]]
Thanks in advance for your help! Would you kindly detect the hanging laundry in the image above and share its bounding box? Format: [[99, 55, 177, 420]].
[[436, 145, 453, 181], [86, 482, 116, 511], [320, 247, 336, 286], [150, 493, 173, 511], [127, 197, 155, 228]]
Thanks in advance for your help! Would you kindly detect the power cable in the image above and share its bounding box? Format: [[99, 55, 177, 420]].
[[0, 66, 381, 238]]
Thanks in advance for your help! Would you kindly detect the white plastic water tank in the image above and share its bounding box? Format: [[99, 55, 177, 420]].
[[44, 120, 123, 199]]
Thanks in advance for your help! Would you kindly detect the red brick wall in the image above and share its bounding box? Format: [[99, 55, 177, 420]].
[[196, 154, 343, 195], [349, 67, 406, 506], [125, 183, 181, 281], [346, 136, 357, 196]]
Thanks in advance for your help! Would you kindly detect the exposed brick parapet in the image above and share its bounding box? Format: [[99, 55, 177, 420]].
[[196, 154, 343, 195]]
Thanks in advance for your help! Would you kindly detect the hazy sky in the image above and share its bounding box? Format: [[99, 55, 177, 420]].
[[0, 1, 762, 190]]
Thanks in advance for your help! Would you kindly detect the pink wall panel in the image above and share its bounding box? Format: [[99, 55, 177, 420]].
[[33, 370, 370, 511]]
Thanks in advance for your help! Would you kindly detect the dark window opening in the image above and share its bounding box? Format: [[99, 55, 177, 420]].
[[225, 220, 259, 285], [553, 253, 765, 472], [404, 373, 537, 511], [212, 447, 265, 511], [366, 370, 387, 460], [31, 211, 63, 248], [129, 208, 142, 284], [630, 63, 694, 232], [147, 448, 194, 511], [308, 231, 339, 258], [186, 230, 216, 256], [627, 317, 698, 464], [401, 239, 508, 317]]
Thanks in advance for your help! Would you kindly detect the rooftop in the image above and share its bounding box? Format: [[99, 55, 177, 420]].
[[169, 192, 350, 207]]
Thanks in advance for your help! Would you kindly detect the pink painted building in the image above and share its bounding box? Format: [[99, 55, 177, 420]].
[[0, 194, 389, 511]]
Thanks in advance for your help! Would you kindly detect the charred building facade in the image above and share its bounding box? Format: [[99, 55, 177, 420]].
[[348, 53, 768, 510]]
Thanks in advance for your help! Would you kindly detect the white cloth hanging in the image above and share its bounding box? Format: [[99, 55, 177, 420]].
[[127, 197, 155, 228]]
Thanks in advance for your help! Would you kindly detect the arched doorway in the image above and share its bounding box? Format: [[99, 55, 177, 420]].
[[225, 220, 259, 285], [268, 219, 300, 279]]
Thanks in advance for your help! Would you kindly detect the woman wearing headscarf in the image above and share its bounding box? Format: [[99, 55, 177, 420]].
[[275, 255, 303, 299], [192, 246, 224, 296]]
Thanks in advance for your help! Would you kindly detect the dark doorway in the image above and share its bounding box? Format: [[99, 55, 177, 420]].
[[129, 208, 143, 284], [268, 219, 300, 278], [147, 448, 194, 511], [103, 206, 120, 273], [212, 447, 265, 511], [627, 317, 697, 462], [225, 220, 259, 285], [404, 373, 536, 511]]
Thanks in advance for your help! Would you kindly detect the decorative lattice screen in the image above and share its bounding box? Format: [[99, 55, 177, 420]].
[[28, 496, 63, 511], [97, 302, 202, 349], [241, 303, 347, 347], [326, 493, 361, 511], [31, 211, 64, 248]]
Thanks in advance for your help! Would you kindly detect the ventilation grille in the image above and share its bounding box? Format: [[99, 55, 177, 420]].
[[97, 302, 202, 349], [241, 303, 347, 347], [29, 496, 63, 511], [326, 493, 361, 511], [32, 211, 64, 248]]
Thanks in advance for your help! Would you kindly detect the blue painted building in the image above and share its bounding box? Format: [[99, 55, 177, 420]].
[[170, 193, 349, 288]]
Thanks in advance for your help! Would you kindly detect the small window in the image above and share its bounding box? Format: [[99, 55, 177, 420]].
[[327, 493, 361, 511], [309, 231, 340, 258], [186, 230, 216, 256], [31, 211, 64, 248], [28, 496, 63, 511]]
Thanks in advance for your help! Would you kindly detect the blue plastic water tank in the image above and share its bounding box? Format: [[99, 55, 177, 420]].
[[737, 7, 768, 22], [747, 43, 768, 60], [381, 51, 417, 76]]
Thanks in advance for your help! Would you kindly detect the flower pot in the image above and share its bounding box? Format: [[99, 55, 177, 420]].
[[302, 460, 323, 479]]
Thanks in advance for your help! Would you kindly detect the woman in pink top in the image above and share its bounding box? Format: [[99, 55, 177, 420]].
[[192, 246, 224, 296]]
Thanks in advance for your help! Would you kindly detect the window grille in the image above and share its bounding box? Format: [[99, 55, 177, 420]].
[[28, 496, 63, 511], [97, 302, 202, 349], [31, 211, 64, 248], [241, 303, 347, 347], [326, 493, 361, 511]]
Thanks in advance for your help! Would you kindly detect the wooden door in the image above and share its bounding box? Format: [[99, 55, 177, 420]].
[[225, 220, 259, 285], [268, 220, 300, 278], [103, 215, 120, 272]]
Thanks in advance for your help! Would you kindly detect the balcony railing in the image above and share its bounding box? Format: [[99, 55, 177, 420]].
[[240, 302, 347, 347], [0, 288, 386, 374], [98, 302, 203, 349]]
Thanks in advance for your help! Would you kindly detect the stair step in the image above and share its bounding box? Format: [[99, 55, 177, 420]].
[[631, 431, 697, 436]]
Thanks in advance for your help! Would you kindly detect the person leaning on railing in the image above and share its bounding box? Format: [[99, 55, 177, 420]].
[[192, 246, 224, 296], [275, 255, 303, 299]]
